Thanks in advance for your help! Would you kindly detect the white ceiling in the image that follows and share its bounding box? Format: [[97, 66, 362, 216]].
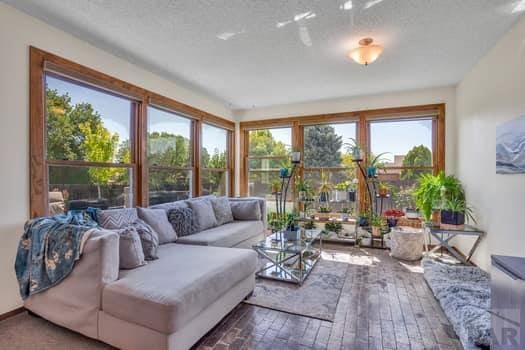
[[5, 0, 524, 109]]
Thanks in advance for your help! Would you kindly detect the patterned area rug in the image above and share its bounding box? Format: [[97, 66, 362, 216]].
[[244, 258, 348, 322]]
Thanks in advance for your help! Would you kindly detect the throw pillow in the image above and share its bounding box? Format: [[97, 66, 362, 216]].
[[129, 219, 159, 260], [137, 207, 177, 244], [230, 200, 262, 221], [97, 208, 138, 229], [211, 197, 234, 225], [167, 207, 196, 237], [187, 198, 217, 232], [116, 226, 146, 269]]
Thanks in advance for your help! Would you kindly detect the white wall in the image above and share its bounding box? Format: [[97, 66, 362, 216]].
[[455, 16, 525, 271], [0, 3, 232, 315], [233, 86, 457, 195]]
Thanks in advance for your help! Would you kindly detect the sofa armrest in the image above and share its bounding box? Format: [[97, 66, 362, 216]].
[[24, 229, 119, 338], [228, 197, 267, 227]]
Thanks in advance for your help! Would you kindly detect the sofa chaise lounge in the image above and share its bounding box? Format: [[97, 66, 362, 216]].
[[23, 197, 266, 350]]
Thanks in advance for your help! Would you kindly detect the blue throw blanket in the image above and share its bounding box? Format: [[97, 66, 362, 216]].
[[15, 212, 99, 299]]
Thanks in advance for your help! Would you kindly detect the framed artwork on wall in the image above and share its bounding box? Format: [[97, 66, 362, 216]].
[[496, 115, 525, 174]]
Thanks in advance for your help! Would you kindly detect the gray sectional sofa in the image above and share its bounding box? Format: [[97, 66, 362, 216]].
[[24, 196, 266, 350]]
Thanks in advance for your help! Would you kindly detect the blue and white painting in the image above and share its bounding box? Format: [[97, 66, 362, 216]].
[[496, 115, 525, 174]]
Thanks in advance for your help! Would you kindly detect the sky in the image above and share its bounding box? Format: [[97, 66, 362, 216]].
[[47, 74, 431, 160], [46, 74, 227, 153]]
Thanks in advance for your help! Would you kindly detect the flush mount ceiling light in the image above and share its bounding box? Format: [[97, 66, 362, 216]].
[[348, 37, 384, 66]]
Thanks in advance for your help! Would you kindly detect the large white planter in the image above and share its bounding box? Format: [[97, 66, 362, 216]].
[[389, 226, 424, 261]]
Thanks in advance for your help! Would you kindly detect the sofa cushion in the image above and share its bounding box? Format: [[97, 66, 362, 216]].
[[115, 227, 147, 270], [167, 207, 196, 237], [137, 207, 177, 244], [149, 200, 188, 211], [187, 198, 217, 232], [176, 221, 264, 247], [129, 219, 159, 260], [98, 208, 138, 229], [102, 244, 257, 334], [230, 200, 262, 221], [211, 197, 234, 226]]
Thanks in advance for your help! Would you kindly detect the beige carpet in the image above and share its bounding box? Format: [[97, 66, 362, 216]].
[[0, 312, 114, 350], [244, 258, 348, 321]]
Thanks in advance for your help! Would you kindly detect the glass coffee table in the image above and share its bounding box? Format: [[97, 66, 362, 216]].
[[252, 229, 322, 285]]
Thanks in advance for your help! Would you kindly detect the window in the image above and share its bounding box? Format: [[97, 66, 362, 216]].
[[45, 74, 136, 213], [369, 118, 435, 211], [240, 106, 445, 214], [147, 106, 193, 205], [31, 48, 235, 217], [247, 127, 292, 211], [303, 123, 357, 209], [201, 124, 230, 196]]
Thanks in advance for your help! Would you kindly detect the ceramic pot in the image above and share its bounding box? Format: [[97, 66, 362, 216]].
[[279, 168, 289, 177], [372, 226, 381, 237], [440, 210, 465, 227], [291, 152, 301, 163], [362, 237, 372, 246]]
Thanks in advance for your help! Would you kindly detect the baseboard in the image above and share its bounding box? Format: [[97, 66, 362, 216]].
[[0, 307, 25, 322]]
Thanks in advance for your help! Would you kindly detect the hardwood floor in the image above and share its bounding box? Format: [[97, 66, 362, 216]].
[[192, 247, 462, 350]]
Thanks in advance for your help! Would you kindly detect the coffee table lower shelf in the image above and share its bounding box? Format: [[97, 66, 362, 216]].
[[254, 249, 321, 285]]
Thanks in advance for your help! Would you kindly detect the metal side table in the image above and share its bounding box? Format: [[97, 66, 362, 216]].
[[428, 225, 484, 264]]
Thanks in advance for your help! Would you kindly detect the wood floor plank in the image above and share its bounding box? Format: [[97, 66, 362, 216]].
[[188, 248, 463, 350]]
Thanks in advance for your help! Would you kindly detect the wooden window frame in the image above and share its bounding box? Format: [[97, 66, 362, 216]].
[[239, 104, 445, 210], [199, 122, 234, 197], [244, 126, 294, 199], [30, 47, 234, 217], [146, 104, 196, 203]]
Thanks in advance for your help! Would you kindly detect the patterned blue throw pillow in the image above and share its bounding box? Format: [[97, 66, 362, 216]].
[[167, 207, 196, 237]]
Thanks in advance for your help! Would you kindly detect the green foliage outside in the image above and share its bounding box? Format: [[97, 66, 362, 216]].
[[46, 88, 131, 202], [304, 125, 342, 167], [400, 145, 432, 180]]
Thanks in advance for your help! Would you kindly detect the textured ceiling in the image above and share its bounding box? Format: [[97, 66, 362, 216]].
[[5, 0, 523, 109]]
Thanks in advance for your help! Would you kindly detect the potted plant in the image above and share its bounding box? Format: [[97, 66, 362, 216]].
[[358, 211, 370, 227], [333, 181, 349, 202], [316, 206, 331, 221], [279, 158, 292, 177], [284, 213, 300, 240], [360, 230, 372, 246], [291, 149, 301, 163], [318, 168, 331, 202], [378, 182, 390, 197], [414, 172, 467, 226], [344, 137, 363, 160], [303, 220, 316, 230], [325, 221, 343, 235], [366, 152, 390, 178], [370, 214, 383, 237], [414, 173, 444, 225], [337, 207, 351, 221], [440, 195, 475, 229], [348, 180, 357, 202], [270, 179, 281, 194], [295, 176, 310, 201], [268, 212, 283, 232], [384, 209, 404, 227]]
